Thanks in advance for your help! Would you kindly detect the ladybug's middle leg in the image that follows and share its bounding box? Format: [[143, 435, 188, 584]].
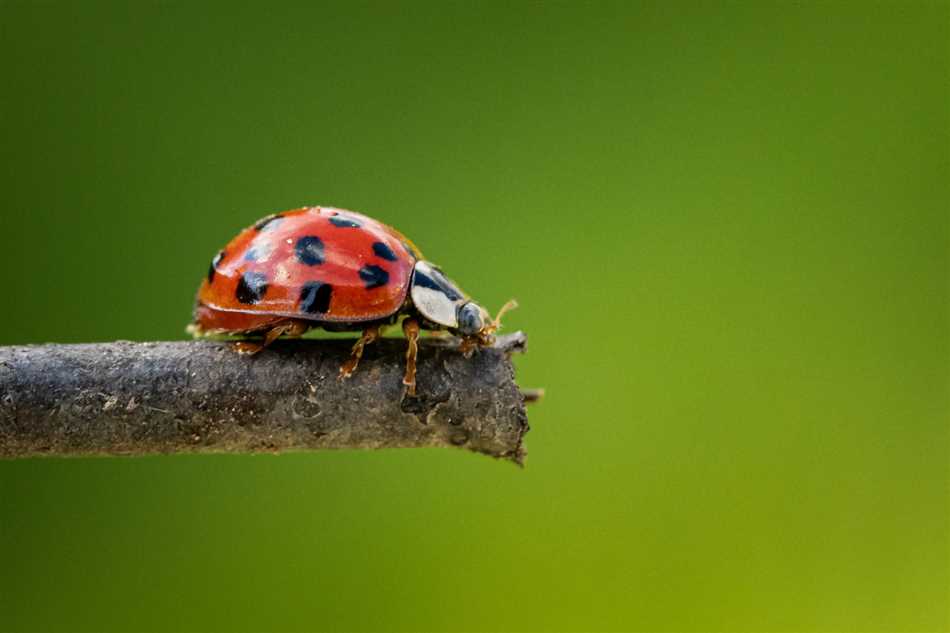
[[402, 318, 420, 396], [339, 325, 382, 379]]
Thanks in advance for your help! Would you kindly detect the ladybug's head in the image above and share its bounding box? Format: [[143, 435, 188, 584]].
[[457, 302, 489, 336], [410, 261, 516, 346], [457, 299, 518, 346]]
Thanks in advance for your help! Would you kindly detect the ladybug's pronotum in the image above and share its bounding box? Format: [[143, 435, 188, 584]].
[[188, 206, 516, 395]]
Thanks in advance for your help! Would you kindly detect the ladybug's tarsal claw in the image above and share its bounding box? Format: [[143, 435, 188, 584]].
[[234, 341, 264, 355], [338, 361, 356, 380]]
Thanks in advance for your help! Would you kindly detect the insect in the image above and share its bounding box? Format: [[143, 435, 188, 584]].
[[188, 206, 516, 395]]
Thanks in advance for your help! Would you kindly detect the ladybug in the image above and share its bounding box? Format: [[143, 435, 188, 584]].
[[188, 206, 516, 395]]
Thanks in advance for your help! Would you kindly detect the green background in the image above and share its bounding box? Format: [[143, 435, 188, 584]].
[[1, 2, 947, 631]]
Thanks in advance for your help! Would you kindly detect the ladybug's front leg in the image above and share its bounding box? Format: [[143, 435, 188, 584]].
[[402, 318, 420, 396], [339, 325, 382, 379], [458, 336, 479, 358]]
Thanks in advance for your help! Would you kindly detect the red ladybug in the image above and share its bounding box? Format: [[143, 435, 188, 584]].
[[189, 206, 515, 394]]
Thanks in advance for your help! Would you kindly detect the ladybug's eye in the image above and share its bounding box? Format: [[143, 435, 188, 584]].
[[457, 302, 484, 336]]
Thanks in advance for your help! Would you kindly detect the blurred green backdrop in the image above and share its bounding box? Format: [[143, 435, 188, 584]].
[[1, 2, 947, 631]]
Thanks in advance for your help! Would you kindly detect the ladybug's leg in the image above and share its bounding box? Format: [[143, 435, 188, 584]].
[[458, 336, 479, 358], [339, 325, 382, 379], [402, 318, 420, 396], [235, 320, 308, 355], [234, 340, 263, 355]]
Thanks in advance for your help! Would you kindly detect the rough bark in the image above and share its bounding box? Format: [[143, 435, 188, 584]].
[[0, 333, 529, 464]]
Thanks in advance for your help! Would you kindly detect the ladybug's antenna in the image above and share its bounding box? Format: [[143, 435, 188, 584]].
[[488, 299, 518, 334]]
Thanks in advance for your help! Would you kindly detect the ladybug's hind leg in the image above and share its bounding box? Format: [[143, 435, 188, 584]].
[[235, 320, 309, 355], [402, 318, 420, 396], [339, 325, 383, 379]]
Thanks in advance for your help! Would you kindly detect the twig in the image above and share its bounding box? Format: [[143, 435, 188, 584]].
[[0, 333, 531, 464]]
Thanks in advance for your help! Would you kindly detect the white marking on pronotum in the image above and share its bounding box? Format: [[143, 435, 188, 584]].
[[411, 261, 467, 328], [412, 286, 458, 327]]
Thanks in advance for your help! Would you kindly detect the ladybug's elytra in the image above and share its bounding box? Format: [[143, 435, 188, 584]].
[[188, 206, 515, 394]]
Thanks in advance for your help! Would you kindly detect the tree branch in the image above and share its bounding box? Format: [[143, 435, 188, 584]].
[[0, 333, 530, 464]]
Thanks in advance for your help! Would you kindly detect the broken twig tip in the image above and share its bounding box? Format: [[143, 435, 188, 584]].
[[520, 388, 545, 404]]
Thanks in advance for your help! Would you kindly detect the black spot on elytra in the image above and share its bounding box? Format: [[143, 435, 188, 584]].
[[329, 215, 361, 228], [207, 250, 224, 283], [294, 235, 325, 266], [412, 267, 463, 300], [359, 264, 389, 289], [236, 271, 268, 304], [254, 214, 284, 231], [299, 282, 332, 314], [372, 241, 397, 261]]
